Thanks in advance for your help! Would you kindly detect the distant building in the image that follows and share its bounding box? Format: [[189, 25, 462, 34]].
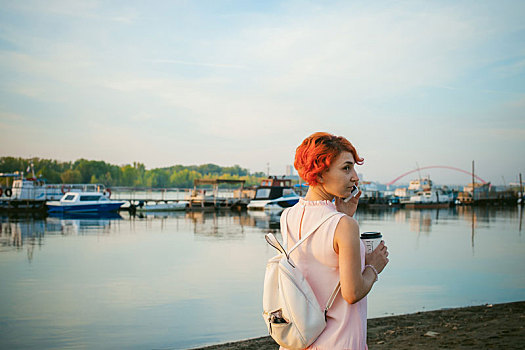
[[285, 165, 295, 177]]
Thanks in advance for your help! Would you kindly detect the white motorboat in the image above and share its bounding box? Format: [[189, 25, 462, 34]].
[[247, 177, 300, 211], [136, 201, 189, 211], [47, 192, 125, 213]]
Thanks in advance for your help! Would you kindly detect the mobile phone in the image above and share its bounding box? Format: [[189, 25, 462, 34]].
[[344, 185, 359, 202]]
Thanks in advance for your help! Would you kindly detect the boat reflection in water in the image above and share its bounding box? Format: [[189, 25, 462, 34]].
[[246, 210, 281, 230], [45, 212, 122, 237], [0, 212, 122, 262], [181, 210, 282, 239], [47, 211, 123, 220]]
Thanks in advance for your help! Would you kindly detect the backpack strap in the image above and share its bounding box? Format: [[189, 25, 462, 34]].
[[287, 211, 341, 255], [265, 232, 287, 255], [281, 207, 291, 249], [325, 282, 341, 317], [265, 207, 292, 257]]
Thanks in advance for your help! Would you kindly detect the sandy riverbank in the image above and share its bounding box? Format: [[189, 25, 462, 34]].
[[192, 301, 524, 349]]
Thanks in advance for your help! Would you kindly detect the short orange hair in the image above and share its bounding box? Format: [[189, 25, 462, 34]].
[[294, 132, 364, 186]]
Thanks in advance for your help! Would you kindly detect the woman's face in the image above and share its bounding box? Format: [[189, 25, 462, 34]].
[[318, 151, 359, 199]]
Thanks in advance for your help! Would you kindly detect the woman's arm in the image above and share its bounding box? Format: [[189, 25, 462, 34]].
[[334, 216, 389, 304]]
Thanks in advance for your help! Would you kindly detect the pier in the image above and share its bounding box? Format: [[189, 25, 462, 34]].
[[186, 179, 251, 211], [110, 179, 252, 212]]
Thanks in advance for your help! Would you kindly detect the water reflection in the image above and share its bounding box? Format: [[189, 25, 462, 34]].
[[186, 211, 246, 239], [0, 206, 523, 350], [0, 212, 123, 262], [0, 216, 44, 262], [246, 210, 281, 231], [2, 207, 522, 259], [354, 206, 524, 256], [120, 210, 281, 240], [353, 207, 400, 222], [356, 206, 523, 232], [519, 205, 523, 236]]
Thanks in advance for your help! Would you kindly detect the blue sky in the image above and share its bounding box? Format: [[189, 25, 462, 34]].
[[1, 0, 524, 185]]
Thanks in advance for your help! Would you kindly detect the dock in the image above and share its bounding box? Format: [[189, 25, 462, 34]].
[[110, 180, 252, 212], [186, 179, 251, 211]]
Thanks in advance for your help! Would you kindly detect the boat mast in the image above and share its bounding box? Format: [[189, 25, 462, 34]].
[[472, 160, 475, 202], [31, 159, 36, 179], [520, 173, 523, 198]]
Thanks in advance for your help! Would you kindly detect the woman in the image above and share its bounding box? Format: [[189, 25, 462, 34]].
[[280, 132, 389, 350]]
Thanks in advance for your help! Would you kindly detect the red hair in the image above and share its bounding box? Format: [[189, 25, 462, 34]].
[[294, 132, 364, 186]]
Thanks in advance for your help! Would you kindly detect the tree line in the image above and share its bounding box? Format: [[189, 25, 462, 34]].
[[0, 157, 267, 188]]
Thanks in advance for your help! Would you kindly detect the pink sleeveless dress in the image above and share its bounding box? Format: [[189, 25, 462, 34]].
[[279, 198, 368, 350]]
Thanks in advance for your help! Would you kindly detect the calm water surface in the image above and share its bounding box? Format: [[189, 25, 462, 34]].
[[0, 206, 524, 349]]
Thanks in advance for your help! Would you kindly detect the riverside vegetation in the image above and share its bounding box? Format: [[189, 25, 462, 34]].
[[0, 157, 266, 188]]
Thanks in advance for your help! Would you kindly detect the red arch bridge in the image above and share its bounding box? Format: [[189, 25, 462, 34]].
[[386, 165, 487, 187]]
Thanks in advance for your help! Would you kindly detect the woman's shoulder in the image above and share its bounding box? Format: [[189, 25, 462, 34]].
[[335, 213, 359, 230], [334, 215, 360, 244], [338, 213, 358, 226]]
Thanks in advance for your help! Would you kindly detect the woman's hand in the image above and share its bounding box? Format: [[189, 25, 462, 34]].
[[365, 241, 389, 274], [335, 190, 362, 217]]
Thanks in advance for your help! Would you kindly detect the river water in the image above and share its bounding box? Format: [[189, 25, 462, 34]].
[[0, 206, 524, 349]]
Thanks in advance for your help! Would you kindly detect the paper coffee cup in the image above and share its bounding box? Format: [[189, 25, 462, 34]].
[[360, 231, 383, 254]]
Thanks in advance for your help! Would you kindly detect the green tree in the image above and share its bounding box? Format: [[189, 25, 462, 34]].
[[102, 172, 113, 187], [169, 169, 201, 188], [144, 169, 170, 188], [60, 169, 82, 183], [1, 157, 265, 188], [73, 159, 119, 184], [121, 165, 139, 187], [38, 167, 61, 183]]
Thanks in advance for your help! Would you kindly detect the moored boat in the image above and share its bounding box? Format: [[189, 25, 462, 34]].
[[47, 192, 125, 213], [395, 176, 452, 208], [247, 176, 300, 211], [1, 170, 109, 211], [402, 190, 451, 209], [136, 201, 189, 212]]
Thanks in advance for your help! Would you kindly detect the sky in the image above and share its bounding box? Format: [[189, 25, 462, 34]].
[[0, 0, 524, 185]]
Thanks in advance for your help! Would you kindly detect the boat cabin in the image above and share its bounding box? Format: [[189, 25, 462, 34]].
[[61, 193, 110, 203], [254, 177, 296, 200], [260, 177, 292, 187]]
